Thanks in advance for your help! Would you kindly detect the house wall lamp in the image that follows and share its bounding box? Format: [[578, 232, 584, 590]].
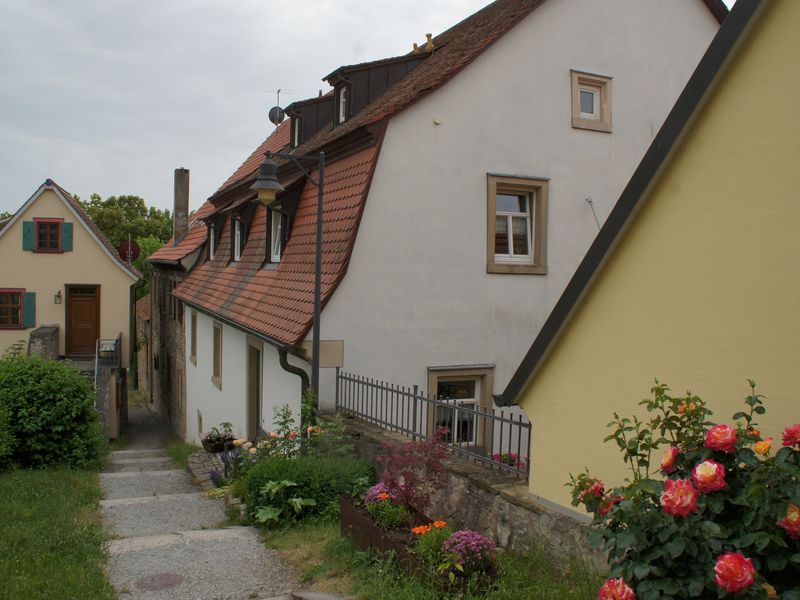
[[251, 150, 325, 420], [54, 290, 62, 304]]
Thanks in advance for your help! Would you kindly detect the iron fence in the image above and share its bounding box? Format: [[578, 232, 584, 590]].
[[335, 369, 531, 478]]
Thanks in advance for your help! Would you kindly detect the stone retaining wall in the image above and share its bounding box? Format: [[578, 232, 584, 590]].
[[337, 416, 606, 569]]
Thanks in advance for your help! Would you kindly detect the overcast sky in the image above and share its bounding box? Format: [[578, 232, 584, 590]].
[[0, 0, 735, 216]]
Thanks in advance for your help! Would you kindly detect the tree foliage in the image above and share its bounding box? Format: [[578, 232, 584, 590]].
[[76, 193, 172, 247]]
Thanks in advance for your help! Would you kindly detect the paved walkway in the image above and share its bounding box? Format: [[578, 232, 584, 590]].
[[101, 407, 298, 600]]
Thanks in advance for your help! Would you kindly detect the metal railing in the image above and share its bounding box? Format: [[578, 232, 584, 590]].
[[335, 369, 531, 478]]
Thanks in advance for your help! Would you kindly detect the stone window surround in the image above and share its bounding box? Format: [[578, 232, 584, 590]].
[[571, 70, 612, 133]]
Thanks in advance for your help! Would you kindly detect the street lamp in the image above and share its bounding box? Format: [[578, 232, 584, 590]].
[[251, 150, 325, 412]]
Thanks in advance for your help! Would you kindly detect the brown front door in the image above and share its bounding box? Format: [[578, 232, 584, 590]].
[[67, 286, 100, 355]]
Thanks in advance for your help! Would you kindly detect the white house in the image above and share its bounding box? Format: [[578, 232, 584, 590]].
[[171, 0, 725, 444]]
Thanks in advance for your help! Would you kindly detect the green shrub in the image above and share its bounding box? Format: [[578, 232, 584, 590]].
[[0, 355, 106, 468], [244, 455, 373, 523], [367, 499, 412, 528], [0, 396, 12, 469]]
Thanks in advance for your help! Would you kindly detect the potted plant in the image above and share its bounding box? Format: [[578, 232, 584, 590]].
[[201, 421, 235, 453]]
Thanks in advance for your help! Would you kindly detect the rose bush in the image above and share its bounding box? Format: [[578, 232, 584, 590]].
[[569, 381, 800, 599]]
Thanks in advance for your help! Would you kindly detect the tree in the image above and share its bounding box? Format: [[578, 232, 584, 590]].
[[76, 193, 172, 247], [0, 211, 10, 219]]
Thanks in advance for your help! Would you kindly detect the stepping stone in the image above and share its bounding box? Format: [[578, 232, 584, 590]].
[[106, 527, 294, 600], [100, 471, 197, 500], [102, 492, 226, 538], [105, 457, 176, 472]]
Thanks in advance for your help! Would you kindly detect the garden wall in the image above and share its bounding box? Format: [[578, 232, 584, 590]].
[[337, 415, 607, 569]]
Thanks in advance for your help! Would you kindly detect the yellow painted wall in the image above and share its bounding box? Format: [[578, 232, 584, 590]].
[[0, 188, 136, 363], [520, 0, 800, 511]]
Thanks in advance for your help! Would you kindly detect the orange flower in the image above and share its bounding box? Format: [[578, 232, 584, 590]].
[[377, 492, 390, 501], [433, 520, 447, 529], [754, 437, 774, 455], [411, 525, 432, 535]]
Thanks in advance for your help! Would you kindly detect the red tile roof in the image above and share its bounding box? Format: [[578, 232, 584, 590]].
[[146, 201, 215, 264], [216, 120, 291, 194], [173, 145, 379, 345], [135, 295, 151, 321]]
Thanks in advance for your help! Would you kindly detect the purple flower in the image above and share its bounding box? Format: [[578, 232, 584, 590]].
[[442, 530, 496, 572], [209, 467, 223, 487], [364, 481, 410, 505]]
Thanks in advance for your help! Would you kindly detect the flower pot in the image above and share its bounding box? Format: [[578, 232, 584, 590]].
[[201, 439, 228, 453]]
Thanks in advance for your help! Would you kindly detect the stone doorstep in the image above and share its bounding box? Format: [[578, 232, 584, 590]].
[[100, 492, 203, 507], [106, 526, 260, 556]]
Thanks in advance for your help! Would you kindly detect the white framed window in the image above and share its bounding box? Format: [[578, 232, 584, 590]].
[[435, 379, 480, 445], [270, 210, 284, 263], [487, 174, 548, 274], [208, 225, 216, 261], [336, 85, 348, 125], [571, 70, 612, 132], [233, 219, 244, 262], [291, 116, 302, 148]]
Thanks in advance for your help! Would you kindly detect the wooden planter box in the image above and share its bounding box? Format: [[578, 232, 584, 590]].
[[339, 495, 426, 578]]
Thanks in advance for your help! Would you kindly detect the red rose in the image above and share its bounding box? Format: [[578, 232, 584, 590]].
[[580, 480, 605, 502], [598, 577, 636, 600], [705, 424, 738, 453], [782, 423, 800, 447], [660, 479, 698, 517], [777, 503, 800, 540], [660, 446, 679, 474], [714, 552, 756, 593], [598, 495, 623, 516], [692, 459, 727, 493]]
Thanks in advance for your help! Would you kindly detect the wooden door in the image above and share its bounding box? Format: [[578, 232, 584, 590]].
[[67, 286, 100, 355], [246, 339, 262, 440]]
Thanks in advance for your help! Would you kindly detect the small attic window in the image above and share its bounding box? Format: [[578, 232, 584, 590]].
[[291, 116, 303, 148], [335, 85, 349, 126], [571, 70, 612, 133]]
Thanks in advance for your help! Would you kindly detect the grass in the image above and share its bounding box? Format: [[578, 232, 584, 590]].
[[263, 519, 603, 600], [166, 437, 202, 470], [0, 468, 115, 600]]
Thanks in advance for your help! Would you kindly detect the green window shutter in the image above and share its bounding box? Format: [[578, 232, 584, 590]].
[[22, 221, 35, 251], [61, 222, 73, 251], [23, 292, 36, 329]]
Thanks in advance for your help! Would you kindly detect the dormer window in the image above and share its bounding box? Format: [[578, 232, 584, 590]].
[[208, 224, 217, 261], [291, 116, 303, 148], [233, 218, 245, 262], [335, 85, 349, 125], [269, 209, 284, 263]]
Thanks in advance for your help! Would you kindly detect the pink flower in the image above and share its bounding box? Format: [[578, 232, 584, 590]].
[[692, 460, 727, 493], [660, 446, 679, 474], [660, 479, 698, 517], [777, 503, 800, 540], [705, 424, 738, 453], [288, 431, 297, 440], [268, 431, 279, 439], [782, 423, 800, 447], [598, 577, 636, 600], [598, 495, 623, 516], [714, 552, 756, 593], [580, 480, 604, 502]]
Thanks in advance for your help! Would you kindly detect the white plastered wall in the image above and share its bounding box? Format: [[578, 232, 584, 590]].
[[316, 0, 719, 408], [185, 310, 305, 443]]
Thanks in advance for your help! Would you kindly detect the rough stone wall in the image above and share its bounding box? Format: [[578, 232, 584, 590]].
[[338, 416, 606, 569], [151, 266, 187, 439], [136, 316, 150, 398], [27, 325, 59, 360]]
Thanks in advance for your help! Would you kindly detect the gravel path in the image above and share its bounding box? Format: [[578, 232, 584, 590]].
[[102, 407, 298, 600]]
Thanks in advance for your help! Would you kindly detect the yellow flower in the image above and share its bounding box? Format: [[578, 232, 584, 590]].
[[754, 437, 774, 455]]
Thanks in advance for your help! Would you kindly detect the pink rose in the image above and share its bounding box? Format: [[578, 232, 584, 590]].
[[598, 495, 623, 516], [288, 431, 297, 440], [579, 479, 604, 502], [660, 446, 679, 474], [660, 479, 698, 517], [714, 552, 756, 593], [692, 460, 727, 494], [782, 423, 800, 447], [705, 424, 737, 453], [598, 577, 635, 600], [777, 503, 800, 540]]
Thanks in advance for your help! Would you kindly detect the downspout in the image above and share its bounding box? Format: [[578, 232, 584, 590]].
[[278, 348, 313, 425]]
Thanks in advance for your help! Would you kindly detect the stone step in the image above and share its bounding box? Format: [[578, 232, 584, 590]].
[[102, 492, 226, 539], [100, 470, 197, 500], [106, 527, 295, 599], [112, 449, 169, 458], [104, 457, 176, 472]]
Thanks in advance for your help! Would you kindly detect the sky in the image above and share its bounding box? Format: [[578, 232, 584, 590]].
[[0, 0, 736, 216]]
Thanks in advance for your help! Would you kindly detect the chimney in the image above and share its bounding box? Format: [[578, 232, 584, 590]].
[[173, 168, 190, 247], [425, 33, 434, 51]]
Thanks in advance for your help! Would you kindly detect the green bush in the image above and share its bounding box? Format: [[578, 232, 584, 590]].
[[0, 396, 12, 469], [0, 355, 106, 468], [244, 455, 373, 523]]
